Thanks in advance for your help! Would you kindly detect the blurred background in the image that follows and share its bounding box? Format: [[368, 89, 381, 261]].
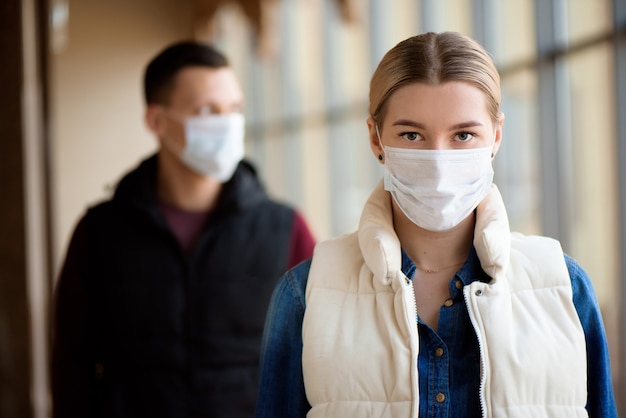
[[1, 0, 625, 416]]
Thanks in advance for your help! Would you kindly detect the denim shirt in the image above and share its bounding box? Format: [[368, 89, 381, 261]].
[[255, 247, 617, 418]]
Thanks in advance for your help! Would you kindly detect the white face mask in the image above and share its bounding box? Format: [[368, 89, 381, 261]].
[[174, 112, 245, 181], [383, 145, 494, 231]]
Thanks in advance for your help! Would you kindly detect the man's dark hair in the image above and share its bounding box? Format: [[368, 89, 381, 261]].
[[143, 41, 229, 105]]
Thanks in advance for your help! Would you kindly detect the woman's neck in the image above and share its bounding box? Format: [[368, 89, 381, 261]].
[[392, 201, 475, 272]]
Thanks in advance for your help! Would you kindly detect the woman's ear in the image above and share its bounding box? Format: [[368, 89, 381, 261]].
[[491, 112, 505, 158], [367, 116, 384, 163]]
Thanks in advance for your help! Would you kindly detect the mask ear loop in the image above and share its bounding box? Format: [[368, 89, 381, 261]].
[[491, 114, 503, 158], [488, 129, 496, 158], [375, 124, 384, 162]]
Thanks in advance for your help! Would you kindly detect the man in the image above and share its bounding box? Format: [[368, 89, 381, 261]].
[[52, 41, 315, 418]]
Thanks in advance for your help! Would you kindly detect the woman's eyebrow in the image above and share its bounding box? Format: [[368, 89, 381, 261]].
[[391, 119, 426, 129], [450, 121, 484, 130]]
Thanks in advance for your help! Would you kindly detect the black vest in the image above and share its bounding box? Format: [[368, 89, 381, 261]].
[[83, 156, 294, 417]]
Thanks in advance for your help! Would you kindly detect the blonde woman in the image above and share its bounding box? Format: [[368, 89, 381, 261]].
[[255, 32, 616, 417]]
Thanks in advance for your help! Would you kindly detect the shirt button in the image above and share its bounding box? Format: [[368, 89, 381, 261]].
[[455, 280, 463, 289], [435, 347, 444, 357], [443, 299, 453, 307], [436, 392, 446, 403]]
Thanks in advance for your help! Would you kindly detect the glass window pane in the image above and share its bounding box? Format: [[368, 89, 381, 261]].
[[567, 0, 612, 44], [492, 0, 535, 67], [566, 43, 619, 307], [497, 69, 541, 235], [418, 0, 473, 34], [565, 41, 620, 380]]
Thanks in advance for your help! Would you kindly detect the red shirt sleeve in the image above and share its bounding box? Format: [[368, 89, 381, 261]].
[[286, 211, 316, 269]]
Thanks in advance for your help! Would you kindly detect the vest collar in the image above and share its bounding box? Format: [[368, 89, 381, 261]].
[[473, 183, 511, 281]]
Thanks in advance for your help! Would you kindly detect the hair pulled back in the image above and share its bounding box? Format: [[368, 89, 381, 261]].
[[369, 32, 501, 126]]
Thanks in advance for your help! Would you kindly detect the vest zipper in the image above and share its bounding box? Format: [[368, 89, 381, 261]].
[[400, 273, 419, 418], [463, 286, 487, 418]]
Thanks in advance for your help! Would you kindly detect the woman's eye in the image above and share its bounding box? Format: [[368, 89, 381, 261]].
[[401, 132, 420, 142], [455, 132, 474, 142]]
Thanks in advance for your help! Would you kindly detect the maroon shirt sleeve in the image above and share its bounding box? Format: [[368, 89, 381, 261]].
[[51, 216, 89, 418], [286, 211, 316, 269]]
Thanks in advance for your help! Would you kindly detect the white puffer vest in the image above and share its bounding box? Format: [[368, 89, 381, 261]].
[[302, 182, 587, 418]]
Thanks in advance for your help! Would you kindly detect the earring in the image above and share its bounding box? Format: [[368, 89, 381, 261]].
[[378, 154, 383, 161]]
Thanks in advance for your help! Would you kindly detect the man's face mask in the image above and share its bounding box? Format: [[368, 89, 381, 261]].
[[169, 112, 245, 182]]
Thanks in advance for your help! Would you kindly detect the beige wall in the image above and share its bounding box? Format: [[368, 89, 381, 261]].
[[50, 0, 195, 274]]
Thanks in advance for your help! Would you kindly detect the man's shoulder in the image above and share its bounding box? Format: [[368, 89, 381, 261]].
[[237, 174, 297, 217], [84, 194, 125, 218], [85, 155, 157, 216]]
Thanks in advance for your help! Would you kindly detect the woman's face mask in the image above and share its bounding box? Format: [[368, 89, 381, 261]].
[[381, 142, 494, 231], [372, 81, 501, 231]]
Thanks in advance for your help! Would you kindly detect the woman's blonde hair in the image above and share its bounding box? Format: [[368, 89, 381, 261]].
[[369, 32, 501, 125]]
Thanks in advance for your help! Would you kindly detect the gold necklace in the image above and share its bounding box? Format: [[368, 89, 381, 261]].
[[414, 260, 465, 274]]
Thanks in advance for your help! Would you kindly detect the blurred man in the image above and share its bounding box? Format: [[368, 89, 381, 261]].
[[52, 40, 315, 418]]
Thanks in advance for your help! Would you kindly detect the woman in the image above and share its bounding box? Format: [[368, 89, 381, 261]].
[[255, 32, 616, 417]]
